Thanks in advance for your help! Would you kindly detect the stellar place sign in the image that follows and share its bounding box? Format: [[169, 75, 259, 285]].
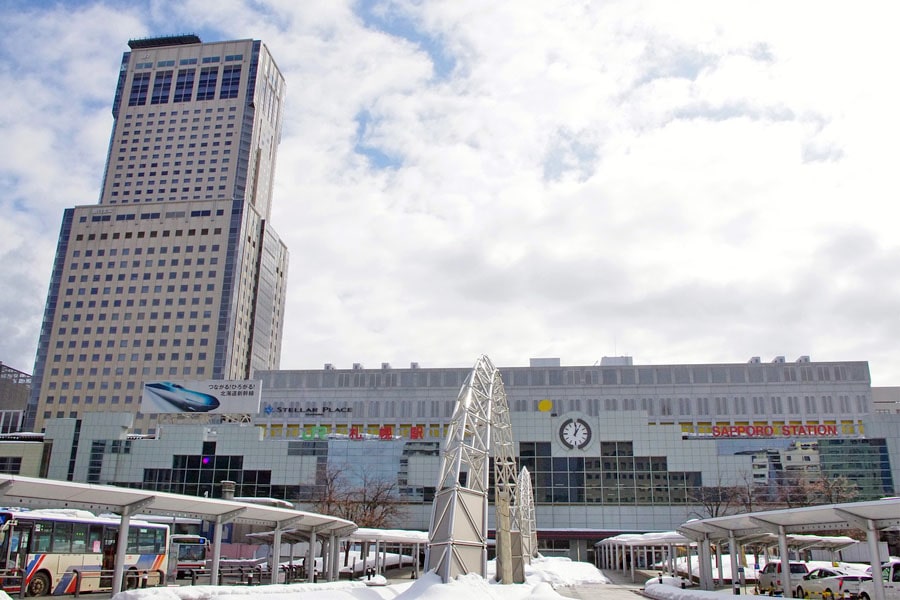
[[262, 404, 351, 416]]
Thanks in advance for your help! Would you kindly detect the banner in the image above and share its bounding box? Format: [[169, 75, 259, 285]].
[[141, 380, 261, 414]]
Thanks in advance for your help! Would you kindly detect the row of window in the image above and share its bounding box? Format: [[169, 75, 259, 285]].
[[72, 228, 223, 243], [71, 260, 216, 274], [124, 106, 235, 121], [113, 148, 231, 166], [64, 278, 218, 295], [56, 315, 209, 328], [117, 127, 234, 148], [26, 521, 166, 555], [129, 65, 242, 107], [53, 332, 212, 351], [58, 303, 215, 319], [268, 363, 869, 390], [135, 54, 243, 71], [134, 55, 243, 71], [50, 352, 208, 376], [71, 243, 222, 258], [49, 338, 211, 360]]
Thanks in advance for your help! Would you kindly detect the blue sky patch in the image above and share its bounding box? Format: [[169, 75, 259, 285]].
[[354, 109, 403, 169], [355, 0, 455, 80]]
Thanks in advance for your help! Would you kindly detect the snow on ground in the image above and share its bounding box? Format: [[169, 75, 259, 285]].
[[113, 557, 608, 600], [644, 578, 730, 600], [111, 555, 778, 600]]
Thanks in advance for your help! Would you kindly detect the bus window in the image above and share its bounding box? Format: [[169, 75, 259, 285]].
[[89, 525, 103, 553], [33, 523, 52, 553], [52, 522, 72, 553], [71, 523, 88, 553]]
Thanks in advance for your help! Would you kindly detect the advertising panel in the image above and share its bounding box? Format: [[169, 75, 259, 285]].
[[141, 380, 261, 414]]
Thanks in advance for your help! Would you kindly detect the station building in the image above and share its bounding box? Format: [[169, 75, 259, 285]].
[[25, 355, 898, 561]]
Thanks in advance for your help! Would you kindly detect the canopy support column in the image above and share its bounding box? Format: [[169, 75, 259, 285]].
[[111, 497, 154, 596]]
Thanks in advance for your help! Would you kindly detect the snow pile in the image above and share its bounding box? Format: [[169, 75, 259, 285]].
[[521, 557, 611, 587], [112, 557, 609, 600]]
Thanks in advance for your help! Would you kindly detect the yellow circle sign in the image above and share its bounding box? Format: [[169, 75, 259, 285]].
[[537, 399, 553, 412]]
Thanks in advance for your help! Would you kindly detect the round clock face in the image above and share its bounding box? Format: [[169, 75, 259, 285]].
[[559, 418, 592, 449]]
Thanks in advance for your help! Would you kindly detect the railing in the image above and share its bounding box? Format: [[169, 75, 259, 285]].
[[188, 565, 276, 586], [0, 568, 26, 598]]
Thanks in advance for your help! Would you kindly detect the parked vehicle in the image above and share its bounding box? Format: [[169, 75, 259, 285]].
[[759, 561, 813, 595], [858, 560, 900, 600], [795, 567, 872, 599]]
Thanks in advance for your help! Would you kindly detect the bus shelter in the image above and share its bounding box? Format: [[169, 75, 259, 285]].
[[0, 474, 356, 594], [247, 526, 429, 581], [595, 531, 695, 583]]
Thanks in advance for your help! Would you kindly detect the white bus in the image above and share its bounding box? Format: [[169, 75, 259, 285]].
[[0, 508, 169, 596], [168, 534, 210, 579]]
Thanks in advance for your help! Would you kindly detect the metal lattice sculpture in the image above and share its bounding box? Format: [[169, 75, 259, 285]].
[[517, 467, 538, 562], [425, 355, 526, 583]]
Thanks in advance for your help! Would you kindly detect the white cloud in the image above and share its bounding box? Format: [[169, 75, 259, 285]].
[[1, 0, 899, 383]]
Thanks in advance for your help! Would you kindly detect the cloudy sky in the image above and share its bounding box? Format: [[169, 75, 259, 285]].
[[2, 1, 899, 384]]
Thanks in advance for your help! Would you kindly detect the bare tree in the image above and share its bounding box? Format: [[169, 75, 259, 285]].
[[805, 473, 859, 505], [733, 471, 770, 513], [774, 471, 813, 508], [689, 485, 739, 519], [307, 464, 406, 569], [774, 471, 859, 508], [309, 464, 405, 529]]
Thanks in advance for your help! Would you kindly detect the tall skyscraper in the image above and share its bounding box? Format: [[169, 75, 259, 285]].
[[25, 35, 288, 433]]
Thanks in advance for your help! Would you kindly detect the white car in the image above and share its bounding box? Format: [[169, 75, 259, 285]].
[[759, 561, 812, 595], [859, 560, 900, 600], [795, 567, 871, 599]]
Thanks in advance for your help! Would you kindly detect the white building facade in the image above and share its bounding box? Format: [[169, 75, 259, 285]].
[[35, 356, 898, 560]]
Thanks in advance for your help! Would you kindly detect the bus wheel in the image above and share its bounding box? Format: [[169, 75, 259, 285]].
[[27, 572, 50, 597], [124, 571, 139, 590]]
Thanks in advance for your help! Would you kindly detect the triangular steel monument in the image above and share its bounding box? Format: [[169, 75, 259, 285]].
[[425, 355, 534, 583]]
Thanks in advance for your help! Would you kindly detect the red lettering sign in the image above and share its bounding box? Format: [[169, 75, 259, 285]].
[[379, 425, 394, 440], [349, 427, 363, 440], [410, 426, 424, 440]]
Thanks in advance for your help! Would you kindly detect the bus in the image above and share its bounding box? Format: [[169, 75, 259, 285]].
[[0, 508, 169, 596], [168, 534, 210, 579]]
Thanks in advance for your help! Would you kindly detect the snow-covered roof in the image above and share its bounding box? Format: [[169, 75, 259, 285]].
[[0, 474, 356, 537], [595, 531, 695, 547]]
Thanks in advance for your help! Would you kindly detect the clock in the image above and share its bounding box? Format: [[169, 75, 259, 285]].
[[559, 418, 592, 450]]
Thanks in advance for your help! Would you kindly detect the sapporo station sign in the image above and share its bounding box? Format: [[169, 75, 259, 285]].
[[681, 421, 862, 439]]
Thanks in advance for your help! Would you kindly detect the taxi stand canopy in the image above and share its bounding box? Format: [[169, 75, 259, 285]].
[[0, 474, 356, 594], [675, 497, 900, 600], [595, 531, 861, 584]]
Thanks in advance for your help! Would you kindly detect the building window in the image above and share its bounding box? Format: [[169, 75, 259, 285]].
[[197, 67, 218, 101], [150, 70, 173, 104], [219, 65, 241, 99], [128, 72, 151, 106]]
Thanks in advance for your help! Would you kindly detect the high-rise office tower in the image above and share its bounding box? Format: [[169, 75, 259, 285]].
[[25, 35, 288, 433]]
